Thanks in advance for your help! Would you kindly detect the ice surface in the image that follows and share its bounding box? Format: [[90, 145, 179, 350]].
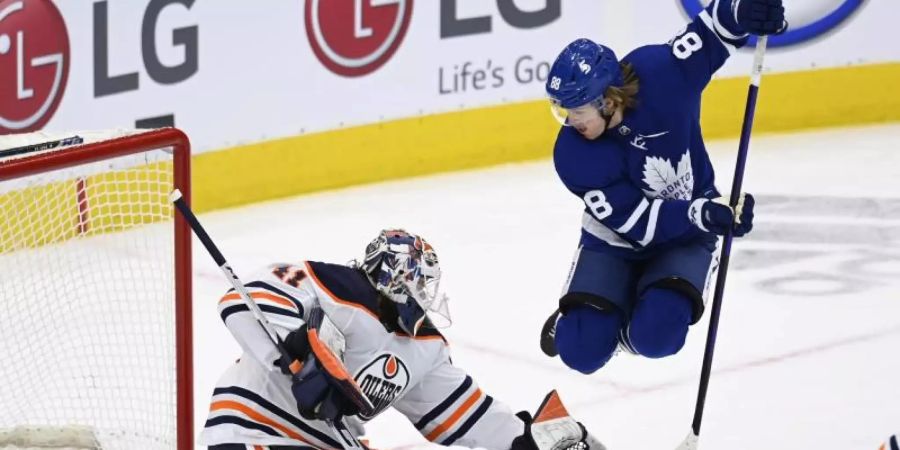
[[190, 124, 900, 450]]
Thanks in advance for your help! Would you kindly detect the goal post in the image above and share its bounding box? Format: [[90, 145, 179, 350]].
[[0, 128, 193, 450]]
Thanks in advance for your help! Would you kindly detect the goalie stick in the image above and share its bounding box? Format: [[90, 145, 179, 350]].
[[169, 189, 372, 450], [676, 36, 770, 450]]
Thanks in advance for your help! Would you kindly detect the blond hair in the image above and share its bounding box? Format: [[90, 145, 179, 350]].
[[604, 62, 639, 110]]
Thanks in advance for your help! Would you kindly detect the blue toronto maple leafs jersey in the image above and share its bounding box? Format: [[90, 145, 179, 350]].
[[553, 2, 749, 258]]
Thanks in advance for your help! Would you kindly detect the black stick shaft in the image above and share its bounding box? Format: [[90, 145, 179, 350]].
[[689, 37, 767, 438], [170, 190, 227, 267], [0, 135, 83, 158]]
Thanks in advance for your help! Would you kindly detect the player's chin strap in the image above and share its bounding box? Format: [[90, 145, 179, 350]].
[[599, 102, 617, 131]]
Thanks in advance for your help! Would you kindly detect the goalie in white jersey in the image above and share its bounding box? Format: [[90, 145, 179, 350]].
[[200, 229, 605, 450]]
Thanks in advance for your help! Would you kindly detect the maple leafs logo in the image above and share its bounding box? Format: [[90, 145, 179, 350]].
[[641, 150, 694, 200]]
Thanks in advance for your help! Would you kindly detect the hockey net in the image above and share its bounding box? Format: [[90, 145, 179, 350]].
[[0, 129, 192, 450]]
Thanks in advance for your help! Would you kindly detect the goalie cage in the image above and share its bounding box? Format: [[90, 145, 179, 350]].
[[0, 128, 193, 450]]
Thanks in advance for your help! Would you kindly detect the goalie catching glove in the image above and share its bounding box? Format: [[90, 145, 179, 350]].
[[279, 308, 375, 422], [511, 390, 606, 450]]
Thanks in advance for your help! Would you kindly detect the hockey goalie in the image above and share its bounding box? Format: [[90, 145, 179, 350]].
[[199, 229, 606, 450]]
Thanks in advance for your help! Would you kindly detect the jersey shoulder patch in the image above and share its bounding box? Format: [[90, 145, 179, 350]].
[[305, 261, 381, 317]]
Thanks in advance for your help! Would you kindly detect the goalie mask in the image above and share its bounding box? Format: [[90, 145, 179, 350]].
[[362, 229, 450, 336]]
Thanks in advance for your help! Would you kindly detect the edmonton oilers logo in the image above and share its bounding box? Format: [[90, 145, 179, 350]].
[[679, 0, 865, 48], [355, 353, 409, 420]]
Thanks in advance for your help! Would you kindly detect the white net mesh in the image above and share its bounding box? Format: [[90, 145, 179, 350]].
[[0, 131, 183, 449]]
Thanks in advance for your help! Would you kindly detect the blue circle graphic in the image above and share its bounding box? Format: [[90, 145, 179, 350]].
[[678, 0, 865, 48]]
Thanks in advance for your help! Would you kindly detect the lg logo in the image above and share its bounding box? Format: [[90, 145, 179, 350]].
[[0, 0, 69, 134], [93, 0, 198, 97], [305, 0, 413, 77], [0, 0, 198, 134], [305, 0, 561, 77]]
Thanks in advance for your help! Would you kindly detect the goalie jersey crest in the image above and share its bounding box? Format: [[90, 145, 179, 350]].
[[356, 353, 410, 420]]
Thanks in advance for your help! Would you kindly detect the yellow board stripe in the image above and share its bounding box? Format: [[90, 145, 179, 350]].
[[3, 63, 897, 231], [192, 62, 900, 213], [3, 63, 896, 251], [191, 99, 559, 212], [699, 62, 900, 139]]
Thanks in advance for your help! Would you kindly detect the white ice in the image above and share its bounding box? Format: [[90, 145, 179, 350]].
[[190, 124, 900, 450]]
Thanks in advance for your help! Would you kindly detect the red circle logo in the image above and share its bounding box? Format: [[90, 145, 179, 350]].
[[0, 0, 69, 134], [304, 0, 413, 77]]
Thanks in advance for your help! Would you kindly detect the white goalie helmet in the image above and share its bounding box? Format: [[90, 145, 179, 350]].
[[361, 229, 450, 336]]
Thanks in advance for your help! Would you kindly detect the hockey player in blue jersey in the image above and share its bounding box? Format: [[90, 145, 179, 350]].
[[539, 0, 786, 374]]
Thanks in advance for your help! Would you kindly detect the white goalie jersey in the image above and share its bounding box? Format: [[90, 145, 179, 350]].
[[199, 260, 524, 449]]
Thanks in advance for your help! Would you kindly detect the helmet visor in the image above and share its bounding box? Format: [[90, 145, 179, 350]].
[[549, 98, 604, 127]]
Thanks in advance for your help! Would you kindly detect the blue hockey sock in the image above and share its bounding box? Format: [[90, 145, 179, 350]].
[[555, 304, 624, 374], [627, 287, 694, 358]]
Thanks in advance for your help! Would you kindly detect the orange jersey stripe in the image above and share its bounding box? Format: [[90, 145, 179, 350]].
[[304, 261, 380, 321], [425, 388, 483, 442], [210, 400, 309, 444], [219, 291, 297, 311]]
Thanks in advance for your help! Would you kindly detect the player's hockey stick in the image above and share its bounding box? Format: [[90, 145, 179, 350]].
[[0, 135, 83, 158], [676, 36, 769, 450], [169, 189, 370, 450]]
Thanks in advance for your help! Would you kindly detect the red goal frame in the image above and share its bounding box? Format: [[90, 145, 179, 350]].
[[0, 128, 193, 450]]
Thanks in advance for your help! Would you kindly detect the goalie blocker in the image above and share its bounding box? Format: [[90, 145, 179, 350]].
[[279, 307, 373, 422]]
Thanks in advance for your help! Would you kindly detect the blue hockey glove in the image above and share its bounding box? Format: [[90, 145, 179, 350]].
[[289, 355, 359, 421], [689, 193, 755, 237], [734, 0, 787, 35], [279, 328, 360, 421], [278, 327, 312, 374]]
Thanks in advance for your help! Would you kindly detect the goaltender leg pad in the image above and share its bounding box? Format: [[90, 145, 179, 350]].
[[516, 390, 606, 450], [637, 234, 718, 324], [626, 287, 693, 358], [555, 303, 624, 374], [561, 245, 638, 314]]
